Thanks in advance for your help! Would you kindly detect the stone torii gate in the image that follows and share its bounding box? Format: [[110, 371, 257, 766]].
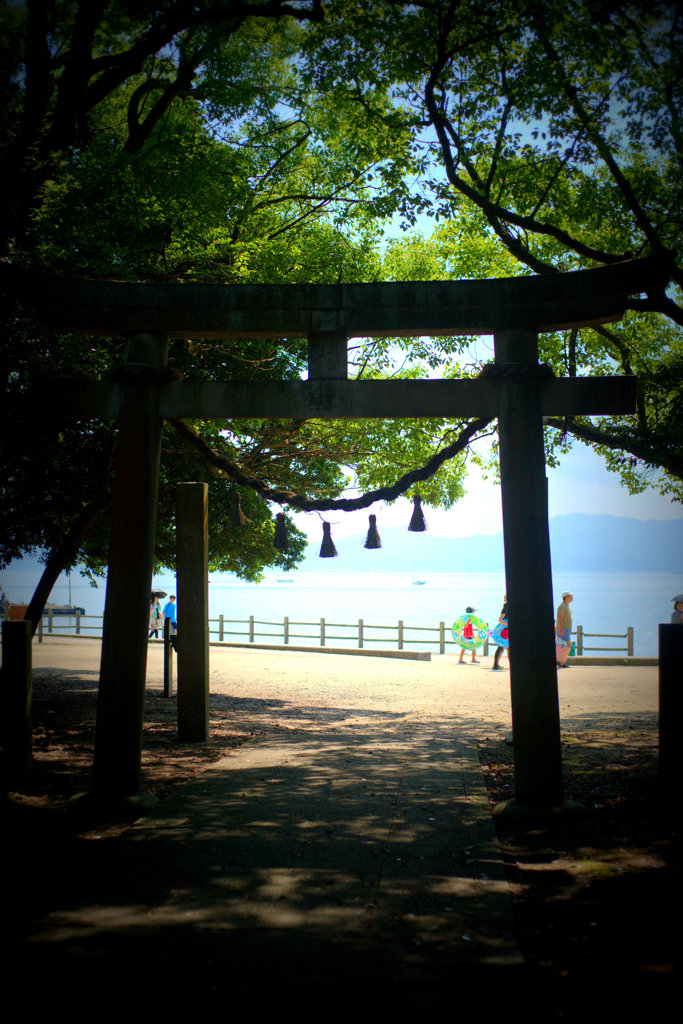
[[2, 257, 669, 808]]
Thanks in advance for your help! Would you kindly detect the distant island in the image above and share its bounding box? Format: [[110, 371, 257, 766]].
[[296, 513, 683, 574]]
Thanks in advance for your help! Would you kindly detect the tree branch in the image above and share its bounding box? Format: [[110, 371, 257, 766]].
[[168, 415, 492, 511], [545, 417, 683, 483]]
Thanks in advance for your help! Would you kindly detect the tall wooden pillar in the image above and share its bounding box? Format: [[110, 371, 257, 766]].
[[1, 619, 33, 782], [495, 329, 564, 806], [93, 332, 168, 797], [176, 482, 210, 742]]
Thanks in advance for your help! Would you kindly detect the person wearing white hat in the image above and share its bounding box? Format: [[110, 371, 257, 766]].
[[556, 591, 573, 668]]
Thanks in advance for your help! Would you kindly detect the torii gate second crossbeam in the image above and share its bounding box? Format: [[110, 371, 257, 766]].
[[2, 257, 669, 810]]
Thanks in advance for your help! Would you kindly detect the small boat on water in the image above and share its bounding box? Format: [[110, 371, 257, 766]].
[[412, 578, 428, 586]]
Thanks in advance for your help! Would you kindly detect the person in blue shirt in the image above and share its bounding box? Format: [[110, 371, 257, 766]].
[[162, 596, 177, 633]]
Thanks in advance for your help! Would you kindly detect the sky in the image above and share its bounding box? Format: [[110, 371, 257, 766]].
[[290, 439, 683, 543]]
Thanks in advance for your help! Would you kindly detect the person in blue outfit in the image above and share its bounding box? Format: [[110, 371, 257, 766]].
[[162, 595, 177, 629], [492, 595, 508, 670], [162, 595, 177, 649]]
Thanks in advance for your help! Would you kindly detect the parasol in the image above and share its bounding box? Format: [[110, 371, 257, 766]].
[[151, 590, 167, 599]]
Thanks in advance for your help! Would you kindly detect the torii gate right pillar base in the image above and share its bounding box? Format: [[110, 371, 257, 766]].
[[493, 799, 587, 821]]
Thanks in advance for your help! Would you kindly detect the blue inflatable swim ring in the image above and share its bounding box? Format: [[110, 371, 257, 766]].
[[491, 621, 509, 648]]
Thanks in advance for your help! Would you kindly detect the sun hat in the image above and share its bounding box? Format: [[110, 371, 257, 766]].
[[562, 591, 573, 599]]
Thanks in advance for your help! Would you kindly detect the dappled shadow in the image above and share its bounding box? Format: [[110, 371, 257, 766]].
[[13, 666, 672, 1009], [8, 680, 523, 1005]]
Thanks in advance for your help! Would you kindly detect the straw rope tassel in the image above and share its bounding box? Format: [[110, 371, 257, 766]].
[[320, 521, 338, 557], [364, 513, 382, 548], [273, 512, 289, 550], [408, 493, 426, 531]]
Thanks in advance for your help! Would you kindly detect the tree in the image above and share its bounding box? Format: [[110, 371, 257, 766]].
[[305, 0, 683, 500], [4, 0, 681, 633], [1, 0, 478, 631]]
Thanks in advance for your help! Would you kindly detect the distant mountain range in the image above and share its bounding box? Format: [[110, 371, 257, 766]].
[[298, 514, 683, 574]]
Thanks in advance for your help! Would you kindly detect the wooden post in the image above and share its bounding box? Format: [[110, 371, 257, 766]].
[[176, 482, 209, 743], [249, 615, 254, 642], [495, 329, 564, 807], [93, 332, 168, 797], [398, 620, 404, 650], [439, 621, 445, 655], [163, 617, 174, 697], [75, 609, 81, 635], [358, 618, 364, 649], [1, 620, 33, 782], [219, 614, 224, 642], [627, 625, 634, 657], [577, 624, 583, 656], [307, 330, 348, 380], [320, 617, 326, 647], [284, 616, 289, 645], [48, 608, 53, 634]]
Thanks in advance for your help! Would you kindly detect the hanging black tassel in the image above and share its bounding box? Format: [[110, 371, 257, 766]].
[[364, 513, 381, 549], [319, 521, 338, 558], [408, 493, 427, 532], [273, 512, 289, 551], [231, 491, 248, 527]]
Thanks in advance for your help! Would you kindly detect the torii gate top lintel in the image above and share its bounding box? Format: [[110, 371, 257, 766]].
[[1, 255, 670, 339]]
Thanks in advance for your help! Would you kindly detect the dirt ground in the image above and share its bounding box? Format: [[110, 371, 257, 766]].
[[2, 640, 678, 991]]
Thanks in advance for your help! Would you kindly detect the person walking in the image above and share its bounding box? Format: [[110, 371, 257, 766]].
[[458, 607, 481, 664], [492, 595, 508, 670], [162, 595, 177, 650], [148, 596, 162, 638], [556, 590, 573, 668]]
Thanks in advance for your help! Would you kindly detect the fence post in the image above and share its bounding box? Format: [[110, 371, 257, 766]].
[[219, 614, 224, 642], [320, 617, 326, 647], [627, 626, 634, 657], [75, 609, 81, 635], [398, 620, 403, 650], [577, 624, 583, 656], [484, 636, 489, 656], [163, 616, 174, 697], [439, 621, 445, 655], [358, 619, 363, 649], [249, 615, 255, 643], [48, 608, 53, 634], [283, 616, 289, 644], [38, 615, 43, 643]]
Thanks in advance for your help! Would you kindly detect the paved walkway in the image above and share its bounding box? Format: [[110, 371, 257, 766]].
[[11, 641, 660, 1010]]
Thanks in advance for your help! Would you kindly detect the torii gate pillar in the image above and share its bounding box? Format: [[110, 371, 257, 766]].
[[92, 332, 168, 797], [495, 329, 563, 807]]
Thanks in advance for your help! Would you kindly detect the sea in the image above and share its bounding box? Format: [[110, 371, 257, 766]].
[[3, 564, 679, 657]]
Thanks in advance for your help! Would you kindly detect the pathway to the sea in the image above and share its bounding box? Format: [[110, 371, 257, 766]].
[[13, 640, 659, 1010]]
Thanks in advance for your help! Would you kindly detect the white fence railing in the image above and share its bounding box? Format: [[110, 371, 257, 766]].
[[3, 610, 635, 657]]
